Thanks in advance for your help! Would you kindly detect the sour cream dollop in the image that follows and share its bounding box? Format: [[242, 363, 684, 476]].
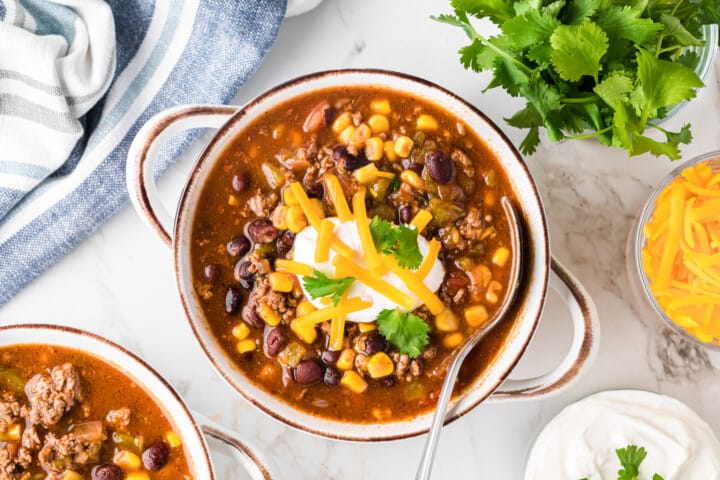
[[291, 218, 444, 322], [525, 390, 720, 480]]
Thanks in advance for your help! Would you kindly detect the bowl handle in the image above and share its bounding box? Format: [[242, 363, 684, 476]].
[[489, 256, 600, 400], [126, 104, 238, 246], [193, 411, 274, 479]]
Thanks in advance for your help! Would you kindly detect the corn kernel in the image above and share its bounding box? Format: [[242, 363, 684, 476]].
[[349, 124, 372, 148], [291, 319, 317, 344], [400, 170, 425, 191], [394, 135, 414, 158], [236, 339, 257, 354], [228, 194, 240, 206], [271, 205, 288, 230], [339, 125, 356, 144], [114, 450, 141, 470], [358, 322, 377, 333], [353, 163, 383, 185], [269, 272, 294, 292], [492, 247, 510, 267], [486, 281, 502, 304], [367, 352, 394, 378], [435, 309, 459, 332], [416, 114, 439, 132], [370, 99, 391, 115], [368, 114, 389, 134], [365, 136, 384, 161], [464, 305, 489, 327], [384, 140, 398, 162], [484, 190, 497, 207], [232, 323, 251, 340], [296, 300, 316, 317], [332, 112, 352, 133], [272, 124, 286, 140], [126, 473, 150, 480], [341, 370, 368, 393], [283, 187, 298, 205], [165, 431, 182, 448], [443, 332, 465, 349], [336, 348, 356, 370], [258, 304, 281, 327], [61, 472, 83, 480], [5, 424, 21, 441], [286, 205, 308, 233]]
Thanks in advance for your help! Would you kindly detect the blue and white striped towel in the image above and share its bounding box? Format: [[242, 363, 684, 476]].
[[0, 0, 287, 305]]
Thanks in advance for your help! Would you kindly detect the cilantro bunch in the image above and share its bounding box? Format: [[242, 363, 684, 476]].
[[580, 445, 665, 480], [436, 0, 720, 159]]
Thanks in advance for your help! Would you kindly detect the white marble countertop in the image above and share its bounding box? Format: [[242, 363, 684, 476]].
[[2, 1, 720, 478]]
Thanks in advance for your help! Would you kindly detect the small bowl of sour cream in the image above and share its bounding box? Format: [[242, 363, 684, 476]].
[[524, 390, 720, 479]]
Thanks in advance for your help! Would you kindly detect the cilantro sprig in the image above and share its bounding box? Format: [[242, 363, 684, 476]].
[[436, 0, 720, 159], [302, 270, 355, 306], [376, 308, 430, 357], [579, 445, 665, 480], [369, 216, 423, 269]]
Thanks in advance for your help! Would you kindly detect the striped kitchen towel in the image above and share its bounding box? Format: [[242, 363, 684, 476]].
[[0, 0, 287, 305]]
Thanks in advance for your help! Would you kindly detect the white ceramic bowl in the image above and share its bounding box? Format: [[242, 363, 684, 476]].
[[127, 69, 600, 441], [0, 324, 273, 479]]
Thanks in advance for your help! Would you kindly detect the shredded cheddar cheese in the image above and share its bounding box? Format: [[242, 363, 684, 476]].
[[275, 259, 314, 277], [384, 255, 444, 314], [352, 188, 385, 277], [643, 160, 720, 345], [332, 256, 414, 310], [324, 174, 353, 221], [294, 297, 372, 326], [416, 238, 440, 280], [410, 209, 432, 232], [315, 219, 334, 263]]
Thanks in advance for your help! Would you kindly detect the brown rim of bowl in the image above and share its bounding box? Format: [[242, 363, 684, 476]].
[[172, 68, 551, 441], [0, 323, 213, 476]]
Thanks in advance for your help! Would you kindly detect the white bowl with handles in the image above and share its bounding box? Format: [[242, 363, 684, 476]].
[[0, 324, 274, 478], [126, 69, 600, 441]]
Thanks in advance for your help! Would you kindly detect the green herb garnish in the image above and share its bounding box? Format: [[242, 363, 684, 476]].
[[435, 0, 720, 159], [376, 308, 430, 357], [369, 216, 423, 269], [579, 444, 665, 480], [302, 269, 355, 306]]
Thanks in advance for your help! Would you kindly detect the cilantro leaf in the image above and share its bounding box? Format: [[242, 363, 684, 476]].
[[652, 475, 665, 480], [594, 73, 634, 108], [451, 0, 514, 24], [519, 126, 541, 155], [302, 270, 354, 306], [369, 216, 423, 269], [376, 309, 430, 357], [616, 445, 646, 480], [562, 0, 600, 25], [659, 13, 704, 47], [501, 10, 559, 49], [595, 5, 663, 46], [550, 21, 608, 82], [393, 225, 423, 269], [636, 48, 704, 117]]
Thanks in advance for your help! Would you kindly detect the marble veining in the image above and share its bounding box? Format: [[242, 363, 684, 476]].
[[2, 1, 720, 478]]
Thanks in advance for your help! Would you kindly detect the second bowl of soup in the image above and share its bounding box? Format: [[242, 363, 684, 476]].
[[127, 69, 600, 440]]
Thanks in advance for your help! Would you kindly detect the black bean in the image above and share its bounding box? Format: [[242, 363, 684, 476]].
[[232, 170, 251, 192], [142, 440, 170, 471], [265, 328, 288, 357], [332, 145, 368, 171], [323, 367, 341, 387], [276, 231, 296, 257], [363, 332, 387, 355], [425, 150, 455, 184], [91, 464, 123, 480], [234, 260, 254, 289], [294, 360, 323, 385], [305, 180, 324, 199], [321, 349, 341, 365], [444, 272, 470, 298], [323, 105, 337, 126], [379, 376, 396, 388], [242, 305, 264, 329], [204, 264, 220, 283], [226, 236, 251, 257], [303, 101, 335, 133], [225, 288, 242, 314], [246, 218, 279, 244], [398, 205, 413, 224]]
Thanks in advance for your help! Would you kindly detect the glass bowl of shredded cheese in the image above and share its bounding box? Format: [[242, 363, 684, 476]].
[[628, 151, 720, 349]]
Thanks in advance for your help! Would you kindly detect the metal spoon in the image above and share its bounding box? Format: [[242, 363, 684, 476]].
[[415, 196, 523, 480]]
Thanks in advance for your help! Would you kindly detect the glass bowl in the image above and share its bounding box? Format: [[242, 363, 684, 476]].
[[662, 24, 718, 122], [626, 151, 720, 351]]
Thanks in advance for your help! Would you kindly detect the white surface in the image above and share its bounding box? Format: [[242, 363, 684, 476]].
[[293, 218, 444, 322], [525, 390, 720, 480], [2, 1, 720, 478]]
